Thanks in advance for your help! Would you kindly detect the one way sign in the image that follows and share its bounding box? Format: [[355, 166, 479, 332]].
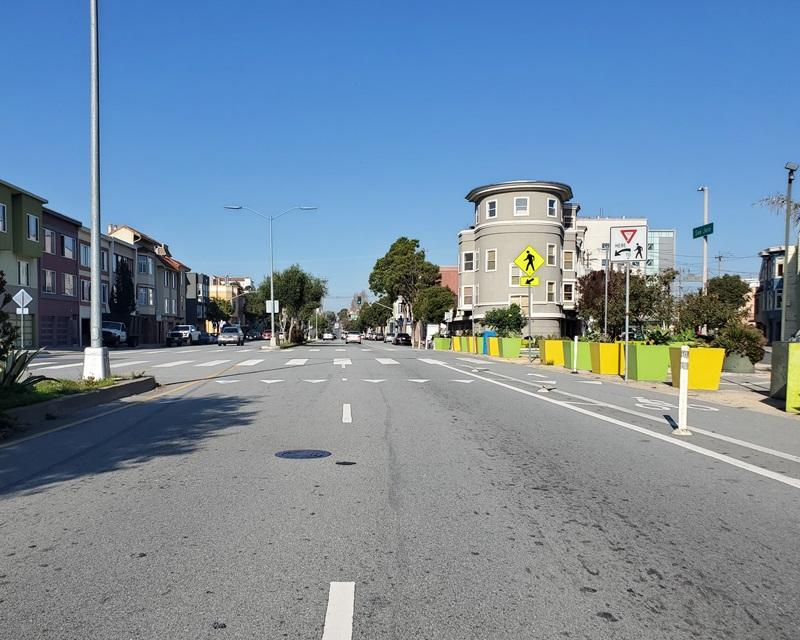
[[609, 225, 647, 263]]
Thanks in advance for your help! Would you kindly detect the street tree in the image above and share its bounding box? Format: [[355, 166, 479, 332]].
[[259, 265, 327, 343], [576, 270, 627, 336], [707, 274, 751, 309], [207, 297, 234, 328], [109, 260, 136, 319], [483, 304, 526, 337], [415, 286, 456, 326], [755, 193, 800, 225], [678, 292, 743, 334], [0, 270, 18, 359]]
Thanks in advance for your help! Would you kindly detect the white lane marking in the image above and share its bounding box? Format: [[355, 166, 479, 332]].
[[309, 348, 321, 352], [360, 348, 373, 351], [334, 358, 351, 369], [321, 581, 355, 640], [36, 362, 83, 371], [139, 350, 164, 355], [457, 357, 492, 365], [287, 359, 308, 366], [362, 379, 385, 383], [27, 361, 58, 368], [236, 359, 264, 367], [376, 358, 398, 365], [260, 379, 284, 384], [216, 380, 240, 384], [428, 360, 800, 490], [235, 348, 254, 353], [384, 348, 398, 351], [419, 358, 442, 365], [152, 360, 194, 368], [303, 379, 326, 384], [577, 380, 603, 385], [195, 360, 230, 367], [110, 360, 150, 368], [408, 379, 429, 383], [527, 373, 548, 378], [342, 404, 352, 423], [452, 379, 473, 384], [336, 348, 346, 352]]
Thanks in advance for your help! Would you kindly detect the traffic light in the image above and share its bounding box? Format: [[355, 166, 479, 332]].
[[357, 296, 362, 306]]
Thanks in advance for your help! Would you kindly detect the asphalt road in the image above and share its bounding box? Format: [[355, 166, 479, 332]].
[[2, 341, 799, 639]]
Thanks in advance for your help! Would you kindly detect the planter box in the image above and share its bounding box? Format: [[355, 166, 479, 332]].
[[539, 339, 565, 366], [452, 337, 461, 352], [500, 337, 522, 358], [627, 344, 670, 381], [487, 337, 501, 357], [562, 341, 592, 371], [590, 342, 620, 375], [770, 342, 800, 414], [669, 347, 725, 390], [723, 352, 755, 374], [433, 337, 451, 351]]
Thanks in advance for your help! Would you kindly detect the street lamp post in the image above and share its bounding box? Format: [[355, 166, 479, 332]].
[[224, 205, 317, 347], [781, 163, 797, 341], [697, 186, 709, 295]]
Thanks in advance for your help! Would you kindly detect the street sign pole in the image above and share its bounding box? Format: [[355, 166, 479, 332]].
[[701, 187, 709, 295], [624, 263, 630, 383], [603, 246, 609, 335], [528, 291, 533, 363]]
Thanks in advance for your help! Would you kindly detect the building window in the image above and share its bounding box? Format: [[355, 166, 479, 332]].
[[563, 250, 574, 271], [138, 255, 153, 275], [137, 286, 154, 306], [42, 269, 56, 293], [164, 270, 169, 287], [44, 229, 57, 254], [462, 251, 475, 272], [509, 295, 529, 316], [64, 274, 76, 297], [563, 210, 574, 229], [101, 250, 108, 272], [547, 199, 558, 217], [80, 278, 91, 301], [514, 197, 529, 216], [18, 261, 29, 286], [777, 261, 784, 278], [563, 282, 574, 302], [547, 243, 557, 266], [462, 286, 474, 306], [101, 282, 109, 304], [486, 200, 497, 219], [647, 243, 654, 250], [26, 214, 39, 241], [510, 265, 522, 286], [777, 292, 782, 309], [164, 298, 170, 314], [601, 259, 608, 268], [601, 242, 609, 250], [485, 249, 497, 272], [172, 272, 177, 288], [0, 203, 6, 232], [546, 281, 556, 303], [62, 236, 76, 259], [80, 244, 91, 267]]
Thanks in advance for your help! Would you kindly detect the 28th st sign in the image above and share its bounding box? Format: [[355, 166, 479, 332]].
[[693, 222, 714, 239]]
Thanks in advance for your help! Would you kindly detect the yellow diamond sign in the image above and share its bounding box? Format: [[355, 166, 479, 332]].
[[513, 246, 544, 286]]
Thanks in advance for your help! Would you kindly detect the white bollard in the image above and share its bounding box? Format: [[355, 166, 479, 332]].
[[572, 335, 578, 373], [674, 345, 692, 436]]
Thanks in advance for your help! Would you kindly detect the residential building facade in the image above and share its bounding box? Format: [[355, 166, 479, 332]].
[[455, 180, 583, 337], [186, 272, 210, 329], [78, 226, 112, 345], [210, 276, 245, 326], [755, 243, 799, 343], [39, 208, 81, 347], [0, 179, 46, 348]]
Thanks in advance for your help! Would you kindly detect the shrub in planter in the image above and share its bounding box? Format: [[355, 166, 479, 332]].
[[713, 322, 765, 372]]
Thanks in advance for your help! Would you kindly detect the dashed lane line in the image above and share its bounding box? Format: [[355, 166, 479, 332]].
[[287, 359, 308, 366], [152, 360, 195, 368], [195, 360, 231, 367], [321, 582, 355, 640], [236, 359, 264, 367], [375, 358, 398, 365], [342, 404, 352, 423]]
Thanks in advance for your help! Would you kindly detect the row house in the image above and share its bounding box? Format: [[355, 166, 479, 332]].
[[186, 272, 210, 330], [39, 208, 81, 347], [209, 275, 246, 326]]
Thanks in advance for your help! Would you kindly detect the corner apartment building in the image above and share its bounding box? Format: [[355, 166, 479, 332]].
[[39, 208, 81, 347], [0, 179, 46, 348], [455, 180, 584, 337], [755, 243, 799, 342]]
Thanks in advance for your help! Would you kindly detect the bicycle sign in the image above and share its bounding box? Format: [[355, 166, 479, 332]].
[[633, 396, 718, 413]]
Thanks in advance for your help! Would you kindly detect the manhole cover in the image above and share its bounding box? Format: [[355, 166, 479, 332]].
[[275, 449, 332, 460]]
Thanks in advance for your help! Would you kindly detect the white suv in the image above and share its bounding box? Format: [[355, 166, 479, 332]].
[[345, 332, 362, 344]]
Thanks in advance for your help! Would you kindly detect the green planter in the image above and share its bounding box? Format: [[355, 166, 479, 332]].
[[627, 344, 670, 381], [562, 341, 592, 371], [723, 352, 754, 373], [433, 337, 451, 351], [459, 337, 470, 352], [500, 337, 522, 358]]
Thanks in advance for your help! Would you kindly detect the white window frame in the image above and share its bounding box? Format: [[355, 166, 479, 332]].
[[42, 269, 56, 293], [44, 229, 57, 254], [18, 261, 29, 286], [26, 214, 39, 241], [485, 248, 497, 272], [80, 278, 91, 302], [546, 243, 557, 267], [461, 251, 476, 273], [486, 199, 498, 220], [546, 280, 556, 303], [62, 235, 76, 260], [509, 294, 530, 317], [509, 264, 522, 287], [562, 281, 575, 303], [64, 273, 76, 297], [101, 249, 108, 272], [513, 197, 529, 216], [0, 203, 6, 232], [80, 244, 91, 268], [462, 285, 474, 307], [562, 250, 574, 271], [101, 282, 109, 304], [546, 198, 558, 218]]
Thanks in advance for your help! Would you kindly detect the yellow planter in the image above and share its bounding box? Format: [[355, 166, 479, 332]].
[[452, 337, 461, 352], [539, 339, 565, 366], [469, 337, 479, 354], [590, 342, 621, 375], [669, 347, 724, 390], [487, 337, 500, 357]]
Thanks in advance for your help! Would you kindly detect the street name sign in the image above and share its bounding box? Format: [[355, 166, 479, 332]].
[[693, 222, 714, 239], [513, 246, 544, 286], [609, 226, 648, 263]]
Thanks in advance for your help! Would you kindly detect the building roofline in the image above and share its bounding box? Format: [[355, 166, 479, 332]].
[[465, 180, 573, 203], [42, 206, 82, 227], [0, 178, 48, 204]]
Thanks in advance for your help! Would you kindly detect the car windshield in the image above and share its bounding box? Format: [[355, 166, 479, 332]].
[[102, 321, 121, 329], [174, 325, 191, 331], [222, 327, 239, 333]]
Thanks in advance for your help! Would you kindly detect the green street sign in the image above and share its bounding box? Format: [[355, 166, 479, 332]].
[[693, 222, 714, 239]]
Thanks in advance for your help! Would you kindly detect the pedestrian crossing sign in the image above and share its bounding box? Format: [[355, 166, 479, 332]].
[[513, 246, 544, 286]]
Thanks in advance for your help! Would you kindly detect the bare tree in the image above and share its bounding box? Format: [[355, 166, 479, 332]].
[[754, 194, 800, 225]]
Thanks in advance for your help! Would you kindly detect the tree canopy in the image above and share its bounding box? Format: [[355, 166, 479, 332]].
[[258, 265, 327, 342], [414, 285, 456, 325], [707, 275, 751, 309], [109, 260, 136, 318], [368, 237, 439, 312], [0, 270, 18, 359], [207, 297, 234, 326], [483, 304, 526, 337]]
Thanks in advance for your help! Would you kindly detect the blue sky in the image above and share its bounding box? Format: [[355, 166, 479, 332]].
[[2, 1, 798, 309]]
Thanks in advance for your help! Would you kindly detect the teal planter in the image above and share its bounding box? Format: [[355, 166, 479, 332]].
[[628, 343, 670, 381], [500, 337, 522, 358], [562, 341, 592, 371]]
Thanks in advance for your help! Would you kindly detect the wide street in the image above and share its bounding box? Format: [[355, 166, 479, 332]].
[[2, 341, 799, 639]]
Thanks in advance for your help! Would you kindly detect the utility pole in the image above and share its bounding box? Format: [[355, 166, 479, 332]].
[[698, 186, 709, 294], [781, 162, 797, 341], [715, 253, 724, 276]]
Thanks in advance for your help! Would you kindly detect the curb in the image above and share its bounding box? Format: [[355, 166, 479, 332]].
[[4, 377, 157, 426]]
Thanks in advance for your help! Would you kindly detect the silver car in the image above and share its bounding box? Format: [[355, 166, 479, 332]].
[[217, 325, 244, 346]]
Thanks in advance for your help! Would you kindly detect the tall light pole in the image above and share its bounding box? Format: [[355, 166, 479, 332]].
[[224, 205, 317, 347], [781, 162, 797, 341], [697, 186, 709, 295], [83, 0, 110, 379]]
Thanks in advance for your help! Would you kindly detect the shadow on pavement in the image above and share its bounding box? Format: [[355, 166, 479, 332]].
[[0, 394, 258, 497]]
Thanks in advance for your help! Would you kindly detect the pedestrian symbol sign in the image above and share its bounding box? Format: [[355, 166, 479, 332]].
[[513, 246, 544, 286], [609, 225, 647, 263]]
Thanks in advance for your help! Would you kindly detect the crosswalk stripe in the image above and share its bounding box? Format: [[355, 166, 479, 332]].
[[408, 379, 429, 383], [452, 379, 473, 384], [303, 379, 326, 383], [528, 373, 548, 378], [362, 379, 385, 383], [216, 380, 240, 384], [28, 361, 58, 368], [287, 359, 308, 366], [110, 360, 150, 368], [260, 379, 284, 384], [152, 360, 194, 368], [308, 348, 321, 352], [235, 349, 254, 353], [375, 358, 398, 365], [195, 360, 230, 367], [236, 359, 264, 367]]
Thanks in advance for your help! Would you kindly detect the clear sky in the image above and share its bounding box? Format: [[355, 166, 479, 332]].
[[2, 1, 798, 309]]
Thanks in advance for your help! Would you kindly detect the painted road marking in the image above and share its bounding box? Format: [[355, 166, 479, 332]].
[[36, 362, 83, 370], [408, 379, 429, 383], [260, 379, 284, 384], [336, 348, 346, 352], [376, 358, 398, 365], [309, 348, 321, 352], [577, 380, 603, 385], [342, 404, 352, 423], [152, 360, 195, 368], [236, 359, 264, 367], [110, 360, 150, 369], [195, 360, 231, 367], [452, 379, 473, 384], [334, 358, 351, 369], [287, 359, 308, 366], [304, 379, 326, 384], [235, 348, 254, 353], [418, 358, 441, 365], [27, 361, 58, 368], [427, 360, 800, 490], [321, 581, 355, 640], [216, 380, 241, 385], [362, 379, 385, 383], [527, 373, 548, 378], [457, 357, 492, 365]]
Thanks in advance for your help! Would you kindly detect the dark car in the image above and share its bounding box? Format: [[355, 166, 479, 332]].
[[393, 332, 412, 346], [198, 331, 215, 345]]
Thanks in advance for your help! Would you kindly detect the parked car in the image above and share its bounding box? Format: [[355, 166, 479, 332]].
[[102, 321, 127, 346], [218, 325, 245, 346], [322, 332, 335, 341], [384, 332, 396, 343], [345, 331, 362, 344], [198, 331, 215, 345], [245, 329, 261, 340], [102, 329, 118, 348], [167, 324, 201, 347], [393, 332, 412, 346], [374, 333, 384, 341]]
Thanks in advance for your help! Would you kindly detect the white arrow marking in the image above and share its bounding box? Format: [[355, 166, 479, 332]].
[[260, 379, 284, 384], [334, 358, 351, 369], [362, 379, 385, 383]]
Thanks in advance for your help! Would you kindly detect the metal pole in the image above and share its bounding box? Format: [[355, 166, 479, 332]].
[[572, 334, 578, 373], [603, 247, 609, 335], [702, 187, 709, 294], [624, 263, 630, 382], [781, 167, 795, 341], [675, 345, 692, 436], [269, 215, 277, 347], [528, 289, 533, 363]]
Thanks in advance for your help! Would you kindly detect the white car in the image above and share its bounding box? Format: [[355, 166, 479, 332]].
[[345, 332, 362, 344], [322, 332, 335, 341], [102, 321, 127, 346], [218, 325, 244, 346]]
